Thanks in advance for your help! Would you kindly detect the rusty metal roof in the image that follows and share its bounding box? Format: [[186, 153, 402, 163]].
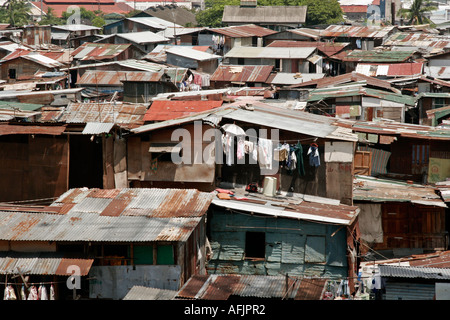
[[353, 175, 447, 208], [210, 65, 274, 83], [0, 188, 212, 243], [71, 42, 132, 61], [336, 118, 450, 141], [0, 252, 93, 276], [209, 24, 278, 38], [58, 101, 148, 128], [77, 70, 164, 86], [176, 274, 328, 300], [211, 188, 359, 226], [0, 123, 66, 135], [355, 62, 424, 77], [144, 100, 223, 121], [322, 25, 396, 38]]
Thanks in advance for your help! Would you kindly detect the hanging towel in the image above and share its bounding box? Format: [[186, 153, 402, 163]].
[[50, 285, 55, 300], [4, 285, 17, 300], [258, 138, 272, 170], [38, 285, 48, 300], [27, 286, 38, 300], [237, 138, 245, 160]]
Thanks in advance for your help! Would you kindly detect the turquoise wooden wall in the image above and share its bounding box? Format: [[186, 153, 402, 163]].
[[207, 208, 349, 278]]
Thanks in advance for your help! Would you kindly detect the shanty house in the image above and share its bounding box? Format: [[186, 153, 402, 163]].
[[0, 49, 64, 82], [0, 187, 213, 300], [207, 189, 360, 289], [96, 31, 170, 53], [359, 250, 450, 300], [176, 274, 329, 300], [76, 70, 177, 101], [353, 175, 448, 257], [198, 24, 278, 56], [165, 46, 221, 74], [70, 43, 145, 66], [129, 98, 358, 206], [337, 119, 450, 184], [224, 46, 321, 73], [222, 2, 307, 31], [103, 16, 182, 35], [0, 101, 146, 202], [209, 65, 274, 89]]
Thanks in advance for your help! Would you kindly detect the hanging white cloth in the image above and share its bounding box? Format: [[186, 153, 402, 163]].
[[50, 285, 55, 300], [27, 286, 38, 300], [38, 285, 48, 300], [4, 285, 17, 300]]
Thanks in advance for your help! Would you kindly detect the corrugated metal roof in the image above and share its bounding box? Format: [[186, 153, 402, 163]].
[[166, 46, 221, 61], [0, 252, 93, 276], [267, 40, 350, 57], [176, 274, 327, 300], [0, 188, 212, 243], [210, 65, 274, 83], [59, 101, 147, 127], [425, 66, 450, 79], [355, 63, 424, 77], [71, 43, 131, 61], [222, 5, 307, 24], [384, 32, 450, 54], [353, 175, 447, 207], [133, 102, 358, 141], [127, 16, 182, 29], [379, 265, 450, 280], [123, 286, 177, 300], [225, 46, 316, 59], [144, 100, 223, 121], [209, 24, 278, 38], [336, 118, 450, 140], [77, 70, 164, 86], [322, 25, 396, 38], [268, 72, 325, 85], [307, 85, 416, 106], [82, 122, 115, 134], [335, 50, 415, 63], [117, 31, 169, 44], [0, 123, 66, 135]]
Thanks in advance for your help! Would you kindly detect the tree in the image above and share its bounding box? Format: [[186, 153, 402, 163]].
[[299, 0, 344, 26], [194, 0, 343, 27], [195, 0, 239, 27], [38, 7, 64, 25], [0, 0, 31, 27], [398, 0, 437, 25]]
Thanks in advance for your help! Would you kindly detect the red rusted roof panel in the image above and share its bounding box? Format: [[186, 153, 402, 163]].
[[144, 100, 223, 121]]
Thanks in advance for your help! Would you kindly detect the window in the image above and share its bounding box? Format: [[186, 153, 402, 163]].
[[8, 69, 16, 79], [245, 231, 265, 259]]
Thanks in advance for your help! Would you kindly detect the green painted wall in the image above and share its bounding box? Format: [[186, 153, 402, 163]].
[[207, 208, 348, 278]]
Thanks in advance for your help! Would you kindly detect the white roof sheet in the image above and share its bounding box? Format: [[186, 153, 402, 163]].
[[166, 46, 221, 61], [225, 46, 316, 59], [117, 31, 169, 44]]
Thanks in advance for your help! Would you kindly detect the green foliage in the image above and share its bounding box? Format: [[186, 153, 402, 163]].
[[195, 0, 240, 27], [0, 0, 31, 27], [194, 0, 344, 27], [398, 0, 437, 25], [38, 7, 64, 25], [299, 0, 344, 25], [91, 16, 106, 28]]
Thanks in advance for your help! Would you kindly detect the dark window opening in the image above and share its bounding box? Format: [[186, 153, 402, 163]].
[[245, 231, 265, 259], [8, 69, 16, 79]]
